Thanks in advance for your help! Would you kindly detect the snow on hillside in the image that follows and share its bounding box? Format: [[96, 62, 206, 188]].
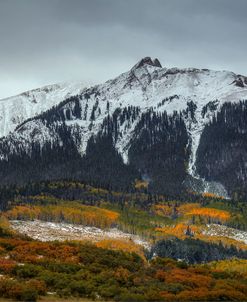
[[10, 220, 150, 249], [60, 60, 247, 177], [203, 224, 247, 245], [0, 81, 87, 138], [1, 57, 247, 186]]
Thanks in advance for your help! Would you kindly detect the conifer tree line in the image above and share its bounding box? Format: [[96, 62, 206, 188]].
[[0, 95, 246, 199], [197, 100, 247, 200]]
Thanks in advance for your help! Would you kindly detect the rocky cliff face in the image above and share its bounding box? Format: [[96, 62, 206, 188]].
[[0, 57, 247, 199]]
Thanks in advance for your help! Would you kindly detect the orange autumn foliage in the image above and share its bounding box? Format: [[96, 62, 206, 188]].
[[187, 207, 230, 222], [0, 234, 246, 301], [156, 267, 212, 289], [155, 223, 200, 239], [163, 267, 212, 288], [175, 288, 247, 301], [114, 267, 131, 282], [202, 192, 224, 199], [154, 204, 173, 217], [96, 239, 145, 259], [5, 204, 119, 229], [178, 203, 201, 214], [5, 206, 42, 221], [154, 202, 229, 223], [0, 258, 16, 273], [153, 258, 247, 301], [153, 203, 200, 217], [0, 238, 80, 264]]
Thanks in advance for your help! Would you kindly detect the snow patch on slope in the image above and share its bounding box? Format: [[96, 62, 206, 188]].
[[10, 220, 150, 249], [203, 224, 247, 245]]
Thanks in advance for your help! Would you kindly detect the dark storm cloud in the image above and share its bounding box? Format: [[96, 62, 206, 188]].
[[0, 0, 247, 98]]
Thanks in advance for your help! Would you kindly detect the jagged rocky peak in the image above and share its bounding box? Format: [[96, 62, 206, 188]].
[[132, 56, 162, 70], [233, 75, 247, 88]]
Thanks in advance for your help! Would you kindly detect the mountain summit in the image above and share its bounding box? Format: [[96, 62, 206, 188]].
[[0, 58, 247, 199], [132, 56, 162, 69]]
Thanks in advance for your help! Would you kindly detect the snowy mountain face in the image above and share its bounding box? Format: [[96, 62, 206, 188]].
[[0, 57, 247, 199], [0, 82, 87, 138]]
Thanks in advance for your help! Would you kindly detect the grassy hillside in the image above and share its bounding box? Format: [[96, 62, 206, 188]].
[[0, 181, 247, 301]]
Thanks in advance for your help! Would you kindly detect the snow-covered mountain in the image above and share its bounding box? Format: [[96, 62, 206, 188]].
[[0, 57, 247, 199], [0, 81, 87, 138]]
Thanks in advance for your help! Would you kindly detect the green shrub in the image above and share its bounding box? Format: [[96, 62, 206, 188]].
[[15, 264, 42, 279]]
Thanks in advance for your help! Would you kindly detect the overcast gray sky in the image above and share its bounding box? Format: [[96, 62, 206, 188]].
[[0, 0, 247, 99]]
